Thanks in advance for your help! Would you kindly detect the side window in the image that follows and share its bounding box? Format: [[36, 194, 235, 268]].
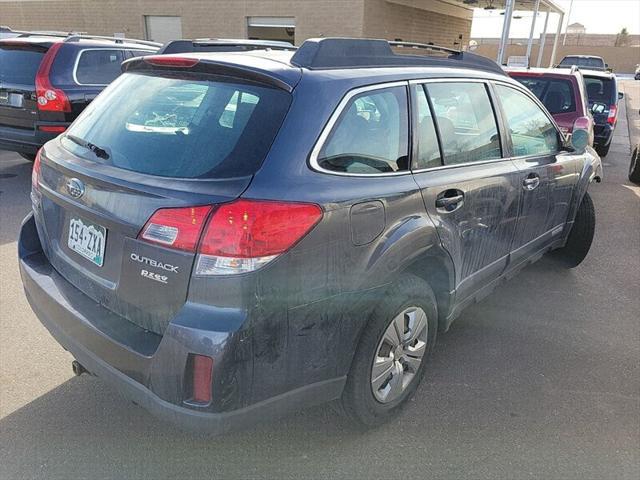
[[495, 85, 560, 157], [75, 49, 125, 85], [317, 86, 409, 174], [426, 82, 502, 165], [412, 85, 442, 169], [126, 50, 153, 58]]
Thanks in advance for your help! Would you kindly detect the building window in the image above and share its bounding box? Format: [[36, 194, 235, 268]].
[[247, 17, 295, 44]]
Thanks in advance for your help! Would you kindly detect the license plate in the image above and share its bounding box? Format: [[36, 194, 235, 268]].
[[67, 217, 106, 267]]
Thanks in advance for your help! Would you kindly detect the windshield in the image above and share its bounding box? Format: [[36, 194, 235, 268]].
[[0, 44, 46, 85], [62, 72, 291, 178]]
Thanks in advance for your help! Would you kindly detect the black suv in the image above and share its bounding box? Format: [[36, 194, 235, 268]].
[[0, 33, 159, 160], [19, 39, 601, 433], [582, 69, 622, 157]]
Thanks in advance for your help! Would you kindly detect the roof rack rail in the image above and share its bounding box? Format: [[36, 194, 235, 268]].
[[290, 38, 505, 76], [63, 34, 161, 48], [15, 30, 83, 38], [158, 38, 296, 54]]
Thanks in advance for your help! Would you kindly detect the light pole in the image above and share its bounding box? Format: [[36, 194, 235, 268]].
[[562, 0, 574, 46]]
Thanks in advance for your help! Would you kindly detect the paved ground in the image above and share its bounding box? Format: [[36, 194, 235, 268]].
[[1, 81, 639, 480]]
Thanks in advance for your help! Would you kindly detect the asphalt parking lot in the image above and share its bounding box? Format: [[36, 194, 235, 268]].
[[1, 80, 639, 480]]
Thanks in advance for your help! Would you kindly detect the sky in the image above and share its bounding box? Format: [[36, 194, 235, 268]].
[[471, 0, 640, 38]]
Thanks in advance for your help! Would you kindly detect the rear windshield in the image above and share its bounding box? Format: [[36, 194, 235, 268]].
[[513, 76, 576, 114], [558, 57, 605, 70], [584, 76, 616, 105], [62, 72, 291, 178], [0, 45, 46, 85]]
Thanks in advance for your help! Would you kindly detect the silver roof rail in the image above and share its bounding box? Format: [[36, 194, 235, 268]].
[[389, 40, 461, 56], [63, 35, 161, 48]]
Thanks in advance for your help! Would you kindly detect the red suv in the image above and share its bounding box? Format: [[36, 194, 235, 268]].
[[506, 67, 594, 145]]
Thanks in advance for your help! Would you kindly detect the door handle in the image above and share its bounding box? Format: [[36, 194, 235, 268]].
[[436, 190, 465, 211], [523, 174, 540, 191]]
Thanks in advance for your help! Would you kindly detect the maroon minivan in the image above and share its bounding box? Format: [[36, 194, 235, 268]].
[[506, 67, 594, 145]]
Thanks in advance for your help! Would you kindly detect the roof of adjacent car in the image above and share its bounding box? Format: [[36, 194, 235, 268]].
[[506, 67, 582, 78], [579, 69, 616, 79], [0, 35, 157, 50]]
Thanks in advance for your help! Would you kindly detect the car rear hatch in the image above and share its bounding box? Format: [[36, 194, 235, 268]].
[[0, 40, 47, 130], [33, 59, 294, 335], [584, 75, 617, 128]]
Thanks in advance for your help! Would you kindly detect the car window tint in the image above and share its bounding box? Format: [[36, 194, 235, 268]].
[[0, 45, 45, 84], [584, 76, 615, 105], [318, 86, 409, 174], [413, 85, 442, 169], [426, 82, 501, 165], [127, 50, 153, 58], [62, 72, 291, 178], [495, 85, 559, 157], [514, 77, 576, 114], [75, 49, 124, 84]]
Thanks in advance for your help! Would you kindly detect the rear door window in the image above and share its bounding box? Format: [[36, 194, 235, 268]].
[[75, 49, 125, 85], [317, 86, 409, 174], [426, 82, 502, 165], [0, 45, 46, 85], [495, 84, 560, 157], [412, 85, 442, 169], [62, 72, 291, 178], [513, 76, 576, 114]]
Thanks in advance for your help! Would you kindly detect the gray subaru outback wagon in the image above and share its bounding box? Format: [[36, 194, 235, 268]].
[[19, 38, 601, 433]]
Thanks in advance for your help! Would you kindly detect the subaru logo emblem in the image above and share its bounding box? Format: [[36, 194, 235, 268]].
[[66, 178, 85, 199]]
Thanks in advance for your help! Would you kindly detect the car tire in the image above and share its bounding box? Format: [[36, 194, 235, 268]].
[[19, 153, 36, 162], [553, 192, 595, 268], [629, 145, 640, 184], [339, 274, 437, 428], [595, 143, 611, 157]]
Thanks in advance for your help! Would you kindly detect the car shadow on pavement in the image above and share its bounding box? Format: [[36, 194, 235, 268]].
[[0, 156, 32, 247]]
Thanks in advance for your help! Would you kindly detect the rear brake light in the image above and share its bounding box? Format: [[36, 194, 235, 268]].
[[196, 199, 323, 275], [139, 205, 212, 252], [32, 148, 42, 191], [35, 43, 71, 112], [607, 105, 618, 126], [143, 55, 199, 68]]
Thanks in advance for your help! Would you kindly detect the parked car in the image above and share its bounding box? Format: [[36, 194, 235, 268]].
[[582, 69, 622, 157], [634, 64, 640, 81], [630, 144, 640, 184], [19, 38, 601, 433], [557, 55, 607, 72], [157, 38, 296, 54], [0, 33, 159, 160], [506, 67, 594, 144]]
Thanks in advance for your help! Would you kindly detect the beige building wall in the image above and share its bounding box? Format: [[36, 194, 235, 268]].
[[1, 0, 471, 47], [363, 0, 472, 48]]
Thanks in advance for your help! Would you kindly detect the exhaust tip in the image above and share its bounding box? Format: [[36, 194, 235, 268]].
[[71, 360, 88, 376]]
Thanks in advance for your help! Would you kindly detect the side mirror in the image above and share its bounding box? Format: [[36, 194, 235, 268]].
[[618, 92, 624, 100], [570, 116, 591, 154]]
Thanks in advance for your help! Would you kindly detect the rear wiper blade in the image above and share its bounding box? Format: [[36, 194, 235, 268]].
[[65, 134, 110, 160]]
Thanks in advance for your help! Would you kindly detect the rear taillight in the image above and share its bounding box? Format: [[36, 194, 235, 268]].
[[35, 43, 71, 112], [607, 105, 618, 126], [32, 149, 42, 191], [139, 205, 212, 252], [139, 200, 322, 275], [143, 55, 199, 68], [196, 199, 323, 275], [38, 125, 67, 133]]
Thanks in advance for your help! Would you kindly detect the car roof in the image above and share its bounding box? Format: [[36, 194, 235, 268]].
[[506, 67, 582, 78], [579, 69, 616, 79], [561, 55, 604, 60], [126, 47, 517, 95], [0, 35, 157, 50]]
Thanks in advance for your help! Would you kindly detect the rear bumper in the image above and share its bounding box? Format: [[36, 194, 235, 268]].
[[18, 212, 344, 433], [594, 124, 614, 147], [0, 123, 68, 155]]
